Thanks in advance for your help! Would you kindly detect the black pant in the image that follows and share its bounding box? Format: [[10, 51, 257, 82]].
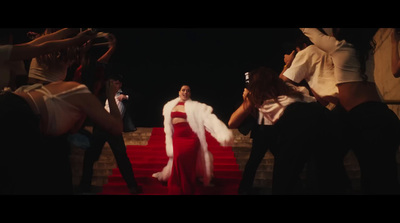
[[346, 102, 400, 194], [306, 104, 352, 194], [238, 124, 275, 194], [271, 102, 328, 194], [80, 126, 138, 190]]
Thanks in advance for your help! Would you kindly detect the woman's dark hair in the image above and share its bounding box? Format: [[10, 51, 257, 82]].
[[295, 33, 313, 50], [332, 28, 377, 81], [246, 67, 304, 107]]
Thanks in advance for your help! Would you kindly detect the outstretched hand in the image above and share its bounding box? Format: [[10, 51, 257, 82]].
[[284, 50, 296, 68]]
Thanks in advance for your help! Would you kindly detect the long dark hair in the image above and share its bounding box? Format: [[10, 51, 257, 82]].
[[332, 28, 377, 81], [246, 67, 304, 107]]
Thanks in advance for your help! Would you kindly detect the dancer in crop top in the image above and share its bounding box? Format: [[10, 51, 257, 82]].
[[301, 28, 400, 194], [0, 80, 123, 194], [0, 28, 96, 90], [152, 85, 233, 195], [27, 28, 82, 84]]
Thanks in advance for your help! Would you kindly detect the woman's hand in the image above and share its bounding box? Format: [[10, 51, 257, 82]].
[[242, 88, 249, 100], [284, 50, 296, 68], [75, 29, 97, 45]]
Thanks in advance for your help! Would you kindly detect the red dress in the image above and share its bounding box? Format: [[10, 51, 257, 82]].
[[168, 103, 200, 195]]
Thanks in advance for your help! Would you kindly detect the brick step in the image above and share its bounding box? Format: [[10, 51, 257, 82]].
[[126, 148, 236, 156], [111, 168, 243, 179], [131, 161, 239, 170], [128, 154, 238, 163], [101, 177, 240, 195]]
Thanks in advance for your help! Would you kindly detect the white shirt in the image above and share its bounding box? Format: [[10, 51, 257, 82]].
[[257, 84, 316, 125], [300, 28, 375, 84], [283, 45, 338, 98], [28, 57, 69, 83], [104, 90, 126, 116]]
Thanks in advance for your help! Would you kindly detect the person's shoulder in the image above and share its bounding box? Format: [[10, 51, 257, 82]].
[[303, 45, 328, 57], [304, 45, 322, 53], [67, 81, 90, 90], [163, 97, 180, 110]]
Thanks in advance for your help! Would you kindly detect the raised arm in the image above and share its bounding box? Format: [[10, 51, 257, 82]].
[[97, 33, 117, 64], [9, 30, 96, 61], [279, 50, 297, 84], [228, 88, 253, 129], [300, 28, 338, 54], [28, 28, 81, 45]]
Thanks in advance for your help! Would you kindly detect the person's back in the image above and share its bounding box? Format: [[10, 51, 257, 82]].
[[284, 44, 338, 107], [301, 27, 400, 194], [28, 57, 69, 84], [14, 81, 123, 136], [301, 28, 381, 111]]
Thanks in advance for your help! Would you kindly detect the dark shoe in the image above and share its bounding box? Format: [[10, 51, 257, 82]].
[[129, 185, 143, 195]]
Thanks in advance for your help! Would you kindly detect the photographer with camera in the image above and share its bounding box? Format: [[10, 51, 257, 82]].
[[228, 67, 331, 195], [234, 71, 276, 195]]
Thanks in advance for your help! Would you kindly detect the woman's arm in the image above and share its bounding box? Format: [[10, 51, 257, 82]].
[[279, 50, 299, 83], [9, 30, 95, 61], [300, 28, 338, 54], [97, 33, 117, 64], [228, 88, 253, 129], [29, 28, 80, 45], [79, 80, 123, 135], [391, 29, 400, 78]]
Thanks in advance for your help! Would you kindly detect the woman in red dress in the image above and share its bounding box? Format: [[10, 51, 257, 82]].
[[153, 85, 233, 195], [169, 87, 199, 194]]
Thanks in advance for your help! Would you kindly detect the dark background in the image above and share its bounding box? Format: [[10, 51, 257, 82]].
[[103, 28, 301, 127], [7, 28, 302, 127]]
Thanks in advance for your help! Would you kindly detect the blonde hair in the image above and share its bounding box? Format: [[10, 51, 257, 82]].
[[35, 28, 81, 69]]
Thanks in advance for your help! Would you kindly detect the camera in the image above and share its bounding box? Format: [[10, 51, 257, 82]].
[[244, 72, 250, 88]]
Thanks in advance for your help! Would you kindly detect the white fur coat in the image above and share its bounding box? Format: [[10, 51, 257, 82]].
[[152, 97, 233, 186]]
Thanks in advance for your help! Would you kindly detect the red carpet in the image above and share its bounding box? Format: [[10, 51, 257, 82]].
[[99, 128, 242, 195]]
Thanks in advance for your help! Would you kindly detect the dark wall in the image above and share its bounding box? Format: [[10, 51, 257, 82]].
[[5, 28, 301, 127], [103, 28, 300, 127]]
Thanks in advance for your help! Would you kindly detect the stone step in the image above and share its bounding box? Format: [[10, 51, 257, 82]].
[[69, 127, 396, 192]]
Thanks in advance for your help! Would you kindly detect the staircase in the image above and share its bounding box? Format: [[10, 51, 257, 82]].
[[70, 127, 153, 189], [71, 127, 399, 195], [98, 128, 242, 195]]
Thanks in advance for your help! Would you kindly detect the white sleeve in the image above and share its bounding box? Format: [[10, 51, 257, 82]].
[[283, 50, 310, 83], [300, 28, 339, 54]]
